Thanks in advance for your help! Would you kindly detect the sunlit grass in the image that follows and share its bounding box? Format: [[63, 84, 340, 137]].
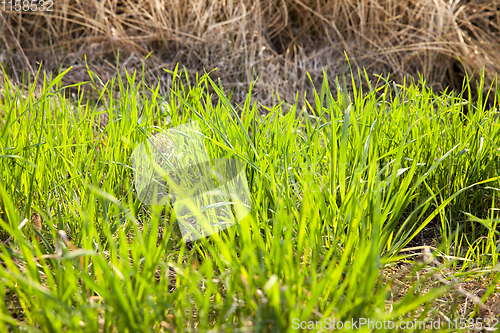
[[0, 64, 499, 332]]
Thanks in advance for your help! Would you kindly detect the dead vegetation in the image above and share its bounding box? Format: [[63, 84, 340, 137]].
[[0, 0, 499, 106]]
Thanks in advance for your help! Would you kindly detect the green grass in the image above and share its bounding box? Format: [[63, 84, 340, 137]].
[[0, 64, 499, 332]]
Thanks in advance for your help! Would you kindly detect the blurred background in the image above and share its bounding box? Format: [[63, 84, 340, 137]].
[[1, 0, 498, 105]]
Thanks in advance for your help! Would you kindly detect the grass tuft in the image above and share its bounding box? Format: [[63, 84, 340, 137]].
[[0, 66, 499, 331]]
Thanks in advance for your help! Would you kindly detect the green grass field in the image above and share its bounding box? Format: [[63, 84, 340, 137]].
[[0, 65, 499, 332]]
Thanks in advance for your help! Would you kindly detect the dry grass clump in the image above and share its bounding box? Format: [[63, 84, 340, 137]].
[[0, 0, 499, 105]]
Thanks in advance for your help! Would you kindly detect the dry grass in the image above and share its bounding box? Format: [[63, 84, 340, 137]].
[[0, 0, 499, 105], [384, 247, 500, 330]]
